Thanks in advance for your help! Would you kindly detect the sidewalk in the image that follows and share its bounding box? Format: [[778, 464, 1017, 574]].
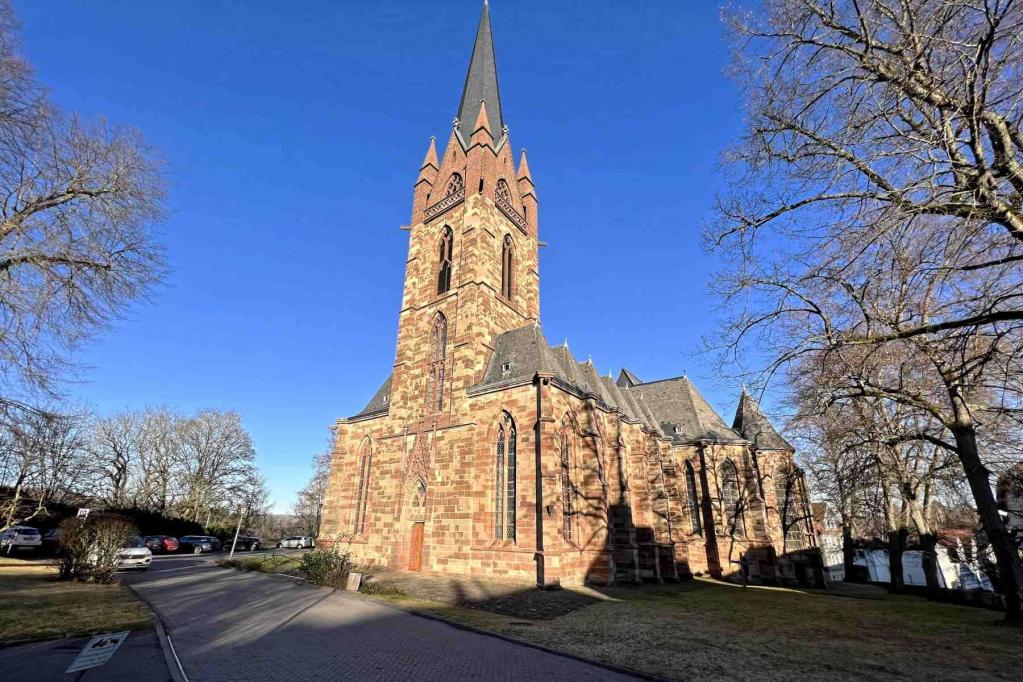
[[0, 629, 171, 682]]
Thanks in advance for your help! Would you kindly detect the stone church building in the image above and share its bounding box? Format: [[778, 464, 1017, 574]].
[[320, 3, 817, 586]]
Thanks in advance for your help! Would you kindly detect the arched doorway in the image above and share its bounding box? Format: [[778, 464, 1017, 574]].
[[405, 479, 427, 571]]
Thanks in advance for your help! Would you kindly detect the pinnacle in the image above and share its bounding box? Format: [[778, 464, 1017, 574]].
[[421, 136, 439, 169], [517, 148, 533, 182]]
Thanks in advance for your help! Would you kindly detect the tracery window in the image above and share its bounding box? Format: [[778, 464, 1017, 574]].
[[496, 178, 511, 203], [501, 234, 513, 299], [560, 427, 574, 543], [353, 440, 372, 534], [775, 469, 803, 549], [685, 461, 702, 535], [495, 412, 517, 541], [446, 172, 464, 197], [437, 226, 453, 294], [720, 460, 745, 537], [427, 313, 447, 411]]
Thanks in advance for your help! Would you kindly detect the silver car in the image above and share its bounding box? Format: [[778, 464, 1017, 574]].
[[115, 537, 152, 571], [1, 526, 42, 554], [276, 536, 314, 549]]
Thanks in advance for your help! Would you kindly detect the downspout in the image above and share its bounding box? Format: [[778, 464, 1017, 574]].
[[534, 372, 555, 587]]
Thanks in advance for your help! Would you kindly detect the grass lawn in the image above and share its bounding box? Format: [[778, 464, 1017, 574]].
[[0, 557, 152, 645], [217, 554, 303, 575], [362, 578, 1023, 681]]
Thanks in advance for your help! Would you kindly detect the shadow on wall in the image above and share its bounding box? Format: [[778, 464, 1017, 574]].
[[585, 503, 685, 585]]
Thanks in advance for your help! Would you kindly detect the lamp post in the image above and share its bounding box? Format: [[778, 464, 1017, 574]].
[[228, 505, 247, 560]]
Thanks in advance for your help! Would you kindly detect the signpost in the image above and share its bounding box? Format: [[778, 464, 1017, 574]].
[[76, 508, 90, 520], [65, 631, 129, 673]]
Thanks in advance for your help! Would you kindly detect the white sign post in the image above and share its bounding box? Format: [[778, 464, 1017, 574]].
[[65, 630, 130, 673], [76, 508, 90, 520]]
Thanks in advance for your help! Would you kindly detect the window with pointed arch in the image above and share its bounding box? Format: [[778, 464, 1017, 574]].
[[719, 460, 745, 537], [445, 172, 464, 197], [495, 412, 517, 541], [353, 440, 372, 534], [684, 461, 702, 535], [775, 467, 803, 549], [500, 234, 514, 299], [427, 313, 447, 412], [560, 426, 574, 543], [437, 226, 453, 294], [496, 178, 512, 203]]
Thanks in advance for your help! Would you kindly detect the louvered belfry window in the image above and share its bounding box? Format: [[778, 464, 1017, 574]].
[[427, 313, 447, 412], [437, 226, 453, 294], [501, 234, 513, 298]]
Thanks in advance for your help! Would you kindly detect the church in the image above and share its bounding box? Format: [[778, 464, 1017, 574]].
[[319, 2, 818, 587]]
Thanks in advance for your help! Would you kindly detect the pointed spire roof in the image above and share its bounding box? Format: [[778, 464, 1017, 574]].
[[517, 149, 533, 183], [732, 390, 793, 451], [472, 99, 492, 137], [457, 1, 504, 144], [421, 136, 438, 169]]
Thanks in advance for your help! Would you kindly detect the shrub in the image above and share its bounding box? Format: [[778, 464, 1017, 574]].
[[300, 546, 352, 588], [57, 514, 138, 583]]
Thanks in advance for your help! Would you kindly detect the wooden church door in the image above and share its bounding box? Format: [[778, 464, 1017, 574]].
[[409, 523, 424, 572]]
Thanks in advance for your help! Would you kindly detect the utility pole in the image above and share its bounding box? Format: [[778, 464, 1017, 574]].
[[228, 505, 247, 560]]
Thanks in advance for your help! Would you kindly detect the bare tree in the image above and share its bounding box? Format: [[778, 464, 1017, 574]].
[[177, 409, 260, 524], [293, 447, 332, 537], [0, 1, 165, 406], [713, 0, 1023, 620]]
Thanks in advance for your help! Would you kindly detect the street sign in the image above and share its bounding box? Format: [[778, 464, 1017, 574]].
[[76, 508, 90, 520], [65, 631, 129, 673]]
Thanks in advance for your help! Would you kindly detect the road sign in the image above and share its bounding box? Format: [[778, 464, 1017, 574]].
[[76, 508, 90, 520], [65, 631, 129, 673]]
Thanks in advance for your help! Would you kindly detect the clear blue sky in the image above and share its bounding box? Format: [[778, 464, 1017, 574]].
[[15, 1, 753, 511]]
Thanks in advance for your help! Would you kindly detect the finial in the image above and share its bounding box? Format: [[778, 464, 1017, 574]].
[[453, 117, 460, 130]]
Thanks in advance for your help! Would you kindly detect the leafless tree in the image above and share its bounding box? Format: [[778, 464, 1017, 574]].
[[293, 446, 332, 537], [713, 0, 1023, 620], [0, 1, 165, 407]]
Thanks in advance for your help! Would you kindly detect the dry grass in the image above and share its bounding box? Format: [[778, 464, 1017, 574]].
[[361, 577, 1023, 681], [218, 554, 303, 574], [0, 557, 151, 645]]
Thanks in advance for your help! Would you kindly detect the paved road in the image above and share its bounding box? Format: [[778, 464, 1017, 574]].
[[124, 555, 635, 681]]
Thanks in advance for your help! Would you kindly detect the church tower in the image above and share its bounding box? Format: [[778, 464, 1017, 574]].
[[389, 0, 539, 425]]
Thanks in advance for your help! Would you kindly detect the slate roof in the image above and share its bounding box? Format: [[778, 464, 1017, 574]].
[[456, 1, 504, 146], [732, 390, 793, 451], [471, 325, 757, 443], [350, 373, 392, 420], [629, 376, 747, 445]]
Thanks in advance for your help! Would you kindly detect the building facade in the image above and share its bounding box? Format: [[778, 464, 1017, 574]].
[[319, 3, 817, 586]]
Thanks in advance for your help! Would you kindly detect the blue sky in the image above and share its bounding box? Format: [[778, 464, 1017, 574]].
[[15, 1, 751, 511]]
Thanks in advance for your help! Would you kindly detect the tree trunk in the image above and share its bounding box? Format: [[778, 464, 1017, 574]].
[[888, 526, 907, 594], [920, 532, 941, 599], [842, 525, 856, 582], [951, 424, 1023, 623]]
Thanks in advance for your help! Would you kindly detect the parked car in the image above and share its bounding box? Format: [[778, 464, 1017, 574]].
[[0, 526, 42, 555], [225, 535, 261, 552], [178, 535, 217, 554], [115, 537, 152, 571], [41, 528, 61, 554], [277, 536, 314, 549], [200, 536, 222, 551], [143, 535, 179, 554]]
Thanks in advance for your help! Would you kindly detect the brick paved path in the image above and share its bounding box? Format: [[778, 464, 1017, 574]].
[[125, 559, 636, 681]]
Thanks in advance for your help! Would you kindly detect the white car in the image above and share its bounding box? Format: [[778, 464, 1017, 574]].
[[1, 526, 42, 554], [277, 536, 314, 549], [114, 537, 152, 571]]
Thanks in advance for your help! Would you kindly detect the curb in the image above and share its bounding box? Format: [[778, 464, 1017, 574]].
[[125, 583, 188, 682], [344, 590, 665, 681]]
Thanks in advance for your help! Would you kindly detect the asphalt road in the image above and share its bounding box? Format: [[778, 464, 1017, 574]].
[[123, 553, 636, 681]]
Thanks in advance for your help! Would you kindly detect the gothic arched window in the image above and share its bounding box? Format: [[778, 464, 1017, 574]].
[[560, 426, 574, 542], [685, 461, 702, 535], [446, 172, 464, 197], [501, 234, 513, 299], [353, 440, 372, 534], [496, 178, 511, 203], [437, 226, 453, 294], [428, 313, 447, 411], [720, 460, 745, 537], [495, 412, 517, 541], [775, 468, 803, 549]]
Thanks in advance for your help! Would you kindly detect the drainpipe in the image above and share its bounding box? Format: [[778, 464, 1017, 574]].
[[534, 372, 556, 587]]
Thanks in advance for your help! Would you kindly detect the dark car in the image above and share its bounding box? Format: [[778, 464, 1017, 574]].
[[225, 535, 261, 552], [144, 535, 179, 554], [177, 535, 217, 554]]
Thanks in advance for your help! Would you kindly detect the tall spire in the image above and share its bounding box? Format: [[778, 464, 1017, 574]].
[[457, 1, 503, 143]]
